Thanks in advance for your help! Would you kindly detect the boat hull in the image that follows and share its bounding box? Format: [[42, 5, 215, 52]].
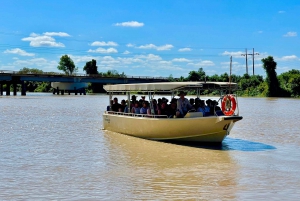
[[103, 113, 242, 143]]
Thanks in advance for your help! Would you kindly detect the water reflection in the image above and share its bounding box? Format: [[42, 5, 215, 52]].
[[102, 131, 239, 200]]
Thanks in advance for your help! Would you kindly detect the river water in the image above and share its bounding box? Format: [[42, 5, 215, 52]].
[[1, 93, 300, 200]]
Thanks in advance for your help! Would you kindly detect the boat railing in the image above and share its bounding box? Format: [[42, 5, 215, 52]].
[[105, 111, 169, 118]]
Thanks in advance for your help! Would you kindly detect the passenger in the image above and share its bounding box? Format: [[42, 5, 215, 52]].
[[131, 102, 141, 114], [119, 99, 127, 112], [151, 99, 159, 114], [141, 96, 146, 101], [206, 99, 214, 115], [111, 97, 121, 112], [107, 99, 113, 111], [162, 97, 169, 104], [213, 100, 222, 111], [168, 101, 177, 118], [204, 100, 210, 116], [157, 98, 162, 107], [130, 95, 138, 109], [140, 101, 150, 115], [197, 100, 206, 115], [176, 91, 193, 118], [158, 102, 168, 116], [194, 98, 201, 110], [189, 98, 195, 107]]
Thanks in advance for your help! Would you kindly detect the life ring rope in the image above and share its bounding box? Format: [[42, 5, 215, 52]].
[[221, 94, 237, 116]]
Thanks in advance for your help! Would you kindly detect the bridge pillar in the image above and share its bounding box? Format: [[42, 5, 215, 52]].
[[21, 81, 26, 96], [6, 83, 11, 96], [74, 87, 77, 95], [0, 83, 3, 96], [13, 82, 17, 96], [56, 87, 59, 95]]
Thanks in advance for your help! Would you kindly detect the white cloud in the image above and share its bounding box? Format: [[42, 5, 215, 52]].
[[90, 41, 118, 46], [136, 54, 162, 61], [22, 32, 69, 47], [258, 31, 263, 34], [172, 58, 191, 62], [122, 50, 131, 54], [113, 21, 144, 27], [69, 55, 101, 63], [4, 48, 35, 56], [126, 43, 135, 47], [100, 56, 120, 65], [283, 32, 297, 37], [159, 61, 172, 65], [87, 47, 118, 54], [136, 43, 173, 51], [178, 48, 192, 52], [221, 51, 246, 58], [277, 55, 298, 61], [157, 44, 174, 51], [8, 57, 58, 72], [43, 32, 70, 37], [278, 11, 286, 14]]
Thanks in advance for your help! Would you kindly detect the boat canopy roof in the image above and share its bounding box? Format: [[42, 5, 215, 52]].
[[103, 82, 238, 92]]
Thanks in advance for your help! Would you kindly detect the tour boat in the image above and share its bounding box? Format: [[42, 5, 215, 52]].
[[103, 82, 243, 143]]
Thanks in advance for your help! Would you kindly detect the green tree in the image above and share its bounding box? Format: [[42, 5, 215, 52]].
[[197, 68, 206, 81], [19, 67, 43, 74], [261, 56, 280, 97], [83, 59, 98, 74], [187, 71, 200, 81], [57, 55, 77, 75]]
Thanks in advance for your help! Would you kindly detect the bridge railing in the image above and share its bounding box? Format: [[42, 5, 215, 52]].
[[0, 70, 169, 80]]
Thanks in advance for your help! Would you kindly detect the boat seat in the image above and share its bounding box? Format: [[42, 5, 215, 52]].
[[184, 112, 203, 118]]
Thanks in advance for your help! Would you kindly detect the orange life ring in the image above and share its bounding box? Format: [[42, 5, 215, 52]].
[[221, 95, 237, 116]]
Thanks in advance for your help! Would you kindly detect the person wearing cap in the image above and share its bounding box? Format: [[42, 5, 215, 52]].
[[130, 95, 138, 111], [176, 91, 193, 118]]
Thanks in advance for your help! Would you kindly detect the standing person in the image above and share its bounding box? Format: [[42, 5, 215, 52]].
[[111, 97, 121, 112], [176, 91, 193, 118]]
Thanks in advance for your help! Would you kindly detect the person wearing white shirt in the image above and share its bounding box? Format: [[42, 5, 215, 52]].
[[176, 91, 193, 118]]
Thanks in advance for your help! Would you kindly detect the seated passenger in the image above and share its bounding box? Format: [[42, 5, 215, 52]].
[[168, 101, 177, 118], [189, 98, 195, 106], [107, 100, 113, 111], [158, 102, 168, 116], [140, 101, 150, 115], [194, 98, 201, 110], [196, 100, 206, 115], [151, 99, 158, 115], [131, 102, 141, 114], [119, 99, 127, 112]]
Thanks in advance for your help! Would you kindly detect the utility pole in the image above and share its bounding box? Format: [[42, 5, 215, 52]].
[[241, 48, 249, 74], [248, 48, 259, 75]]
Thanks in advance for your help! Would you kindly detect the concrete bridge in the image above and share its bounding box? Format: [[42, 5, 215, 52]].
[[0, 70, 169, 96]]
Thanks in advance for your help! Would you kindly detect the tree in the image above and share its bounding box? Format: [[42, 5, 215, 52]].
[[197, 68, 206, 81], [83, 59, 98, 75], [187, 71, 200, 81], [261, 56, 280, 97], [19, 67, 43, 74], [57, 55, 77, 75]]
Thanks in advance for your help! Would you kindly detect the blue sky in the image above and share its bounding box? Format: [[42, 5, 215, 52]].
[[1, 0, 300, 78]]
